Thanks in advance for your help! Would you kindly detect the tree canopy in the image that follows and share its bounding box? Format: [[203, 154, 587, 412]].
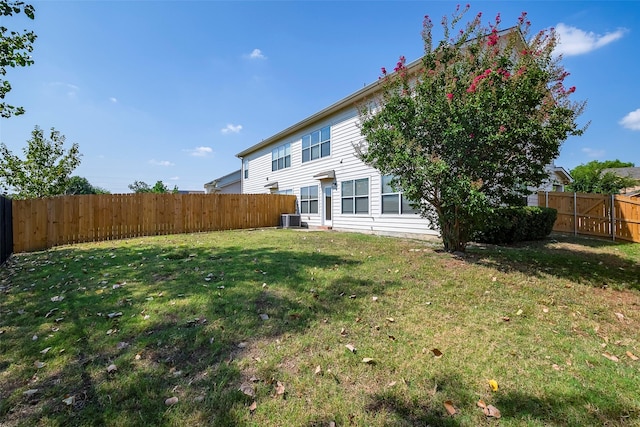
[[65, 176, 110, 195], [568, 160, 637, 194], [128, 180, 178, 194], [0, 126, 81, 198], [358, 6, 586, 251], [1, 0, 36, 118]]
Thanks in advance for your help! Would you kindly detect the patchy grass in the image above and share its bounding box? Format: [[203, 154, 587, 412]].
[[0, 229, 639, 426]]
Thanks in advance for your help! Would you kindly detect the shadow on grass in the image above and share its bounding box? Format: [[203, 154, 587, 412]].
[[0, 239, 403, 426], [465, 234, 640, 291]]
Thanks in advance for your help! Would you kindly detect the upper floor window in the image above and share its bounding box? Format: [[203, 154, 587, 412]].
[[381, 175, 418, 215], [341, 178, 369, 214], [243, 159, 249, 179], [300, 185, 319, 214], [302, 126, 330, 163], [272, 143, 291, 171]]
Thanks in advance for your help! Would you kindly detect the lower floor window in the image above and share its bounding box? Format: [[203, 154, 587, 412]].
[[341, 178, 369, 214], [381, 175, 418, 214], [300, 185, 318, 214]]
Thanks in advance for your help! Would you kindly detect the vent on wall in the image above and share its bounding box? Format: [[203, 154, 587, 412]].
[[280, 214, 301, 228]]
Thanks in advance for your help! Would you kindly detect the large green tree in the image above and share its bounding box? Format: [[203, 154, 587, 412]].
[[358, 7, 585, 252], [0, 126, 81, 198], [568, 160, 637, 194], [1, 0, 36, 118]]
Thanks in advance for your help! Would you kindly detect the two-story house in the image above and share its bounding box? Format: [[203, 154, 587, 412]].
[[235, 68, 436, 238]]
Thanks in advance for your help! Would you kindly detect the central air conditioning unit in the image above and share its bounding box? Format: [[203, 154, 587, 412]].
[[281, 214, 301, 228]]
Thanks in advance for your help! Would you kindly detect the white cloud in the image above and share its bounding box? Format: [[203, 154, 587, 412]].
[[109, 97, 118, 103], [582, 147, 605, 158], [49, 82, 79, 98], [555, 23, 627, 56], [149, 159, 174, 167], [221, 123, 243, 134], [619, 108, 640, 131], [246, 48, 266, 60], [186, 146, 213, 157], [169, 176, 180, 181]]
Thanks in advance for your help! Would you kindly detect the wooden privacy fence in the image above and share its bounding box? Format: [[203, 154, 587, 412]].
[[538, 192, 640, 243], [0, 195, 13, 265], [12, 193, 297, 253]]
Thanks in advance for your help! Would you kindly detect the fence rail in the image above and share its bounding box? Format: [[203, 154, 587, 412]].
[[539, 192, 640, 243], [12, 193, 297, 253], [0, 195, 12, 265]]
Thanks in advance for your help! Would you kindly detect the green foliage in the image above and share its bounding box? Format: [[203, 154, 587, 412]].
[[128, 180, 178, 193], [64, 176, 110, 195], [358, 7, 585, 252], [473, 206, 557, 244], [568, 160, 637, 194], [0, 0, 36, 118], [0, 126, 81, 198]]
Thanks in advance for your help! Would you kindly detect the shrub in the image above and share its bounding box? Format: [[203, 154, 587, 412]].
[[473, 206, 557, 244]]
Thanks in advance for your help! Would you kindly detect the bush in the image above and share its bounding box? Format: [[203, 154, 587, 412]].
[[473, 206, 557, 244]]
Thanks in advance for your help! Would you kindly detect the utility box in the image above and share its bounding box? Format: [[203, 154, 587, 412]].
[[280, 214, 301, 228]]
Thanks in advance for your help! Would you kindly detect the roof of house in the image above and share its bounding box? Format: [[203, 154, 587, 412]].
[[204, 169, 241, 188], [235, 27, 523, 159], [602, 167, 640, 180]]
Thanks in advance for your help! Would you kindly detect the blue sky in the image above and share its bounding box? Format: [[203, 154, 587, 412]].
[[0, 1, 638, 194]]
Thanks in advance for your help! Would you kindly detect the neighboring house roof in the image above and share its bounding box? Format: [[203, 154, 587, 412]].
[[601, 167, 640, 180], [551, 165, 573, 184], [204, 169, 241, 191], [236, 27, 523, 159]]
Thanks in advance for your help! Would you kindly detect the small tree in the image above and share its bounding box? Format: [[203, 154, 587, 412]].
[[128, 180, 178, 194], [1, 0, 37, 118], [568, 160, 637, 194], [0, 126, 81, 198], [358, 6, 585, 252]]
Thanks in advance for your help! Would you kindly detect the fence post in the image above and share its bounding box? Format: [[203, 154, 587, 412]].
[[611, 194, 616, 242], [573, 192, 577, 236], [545, 191, 548, 208]]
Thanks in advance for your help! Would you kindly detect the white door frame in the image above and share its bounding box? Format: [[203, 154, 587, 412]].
[[322, 184, 333, 227]]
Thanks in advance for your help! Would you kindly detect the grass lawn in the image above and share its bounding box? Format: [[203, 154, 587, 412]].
[[1, 229, 639, 426]]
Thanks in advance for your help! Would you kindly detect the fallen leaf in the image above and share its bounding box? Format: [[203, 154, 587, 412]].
[[615, 312, 625, 321], [372, 296, 378, 302], [552, 364, 561, 371], [477, 400, 487, 409], [484, 404, 501, 418], [443, 400, 457, 416], [40, 347, 52, 355], [23, 389, 38, 397], [386, 317, 395, 323], [627, 351, 639, 361], [340, 327, 347, 336], [276, 381, 285, 395], [116, 341, 129, 350], [501, 316, 510, 322], [345, 344, 356, 353], [239, 383, 255, 397], [431, 348, 443, 358], [62, 395, 75, 406], [237, 342, 248, 349], [602, 352, 619, 362], [249, 401, 257, 412], [259, 313, 269, 320], [516, 309, 523, 316], [314, 365, 322, 375], [488, 379, 498, 391], [51, 296, 64, 302], [34, 361, 45, 369], [107, 312, 123, 319], [165, 396, 179, 406], [107, 364, 117, 373], [362, 358, 375, 364]]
